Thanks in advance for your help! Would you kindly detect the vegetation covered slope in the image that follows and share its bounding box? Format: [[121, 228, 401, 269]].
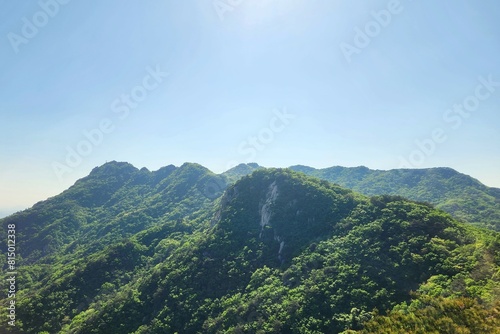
[[0, 161, 225, 265], [284, 165, 500, 231], [1, 165, 498, 333]]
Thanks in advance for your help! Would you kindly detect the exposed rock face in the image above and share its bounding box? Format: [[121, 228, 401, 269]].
[[275, 236, 285, 263], [258, 181, 287, 262], [259, 181, 279, 238]]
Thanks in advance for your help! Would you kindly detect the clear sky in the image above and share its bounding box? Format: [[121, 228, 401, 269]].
[[1, 0, 499, 217]]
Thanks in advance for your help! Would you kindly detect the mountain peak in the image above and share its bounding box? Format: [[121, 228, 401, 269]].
[[88, 161, 138, 177], [222, 162, 263, 183], [215, 168, 358, 264]]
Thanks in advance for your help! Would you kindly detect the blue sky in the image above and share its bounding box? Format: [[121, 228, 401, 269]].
[[1, 0, 499, 217]]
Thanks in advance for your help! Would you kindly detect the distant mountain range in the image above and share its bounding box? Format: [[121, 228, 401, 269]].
[[0, 161, 498, 333]]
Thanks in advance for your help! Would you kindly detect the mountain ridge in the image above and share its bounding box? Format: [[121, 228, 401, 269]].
[[4, 161, 499, 231], [286, 164, 500, 231]]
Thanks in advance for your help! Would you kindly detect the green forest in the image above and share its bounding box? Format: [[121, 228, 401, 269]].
[[1, 162, 499, 333]]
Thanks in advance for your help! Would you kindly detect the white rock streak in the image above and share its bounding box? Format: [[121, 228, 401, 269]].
[[259, 181, 278, 238], [258, 181, 286, 262]]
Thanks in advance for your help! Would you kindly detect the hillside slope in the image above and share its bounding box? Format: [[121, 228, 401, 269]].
[[1, 166, 498, 333], [285, 165, 500, 231]]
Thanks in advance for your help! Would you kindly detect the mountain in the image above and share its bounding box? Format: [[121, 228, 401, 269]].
[[285, 165, 500, 231], [1, 163, 499, 333], [221, 162, 263, 184], [0, 161, 226, 266]]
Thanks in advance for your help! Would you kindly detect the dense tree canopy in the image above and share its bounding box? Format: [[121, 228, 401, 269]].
[[0, 163, 498, 333]]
